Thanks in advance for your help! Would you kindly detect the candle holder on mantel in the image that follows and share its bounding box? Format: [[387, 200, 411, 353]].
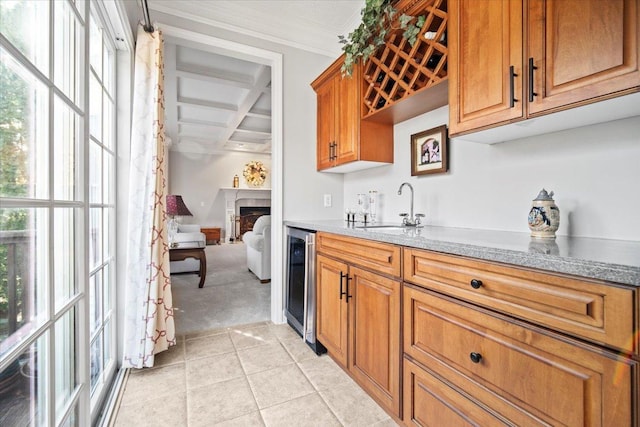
[[527, 189, 560, 239]]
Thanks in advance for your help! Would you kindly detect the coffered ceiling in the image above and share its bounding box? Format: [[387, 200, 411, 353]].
[[125, 0, 364, 154]]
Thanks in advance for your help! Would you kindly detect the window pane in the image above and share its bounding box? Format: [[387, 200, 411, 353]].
[[53, 97, 79, 201], [89, 74, 102, 140], [89, 141, 102, 203], [103, 263, 111, 315], [0, 48, 49, 200], [0, 333, 48, 426], [103, 94, 114, 151], [0, 0, 49, 75], [103, 319, 112, 371], [0, 208, 48, 358], [90, 15, 102, 81], [90, 335, 102, 394], [54, 0, 82, 106], [102, 207, 112, 264], [89, 208, 102, 270], [103, 150, 113, 205], [54, 208, 76, 311], [70, 0, 85, 21], [59, 406, 77, 427], [55, 307, 77, 422], [103, 42, 114, 96], [89, 271, 101, 336]]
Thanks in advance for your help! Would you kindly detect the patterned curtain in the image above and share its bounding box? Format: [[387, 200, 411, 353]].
[[122, 25, 175, 368]]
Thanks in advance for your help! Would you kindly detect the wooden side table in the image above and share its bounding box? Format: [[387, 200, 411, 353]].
[[201, 227, 221, 245], [169, 247, 207, 288]]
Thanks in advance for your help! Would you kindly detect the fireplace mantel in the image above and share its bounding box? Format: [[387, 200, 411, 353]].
[[220, 187, 271, 242], [220, 187, 271, 199]]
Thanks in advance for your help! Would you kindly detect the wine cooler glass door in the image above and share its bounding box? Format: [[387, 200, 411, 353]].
[[286, 234, 306, 329]]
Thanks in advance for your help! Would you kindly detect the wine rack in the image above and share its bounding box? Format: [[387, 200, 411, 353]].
[[362, 0, 448, 119]]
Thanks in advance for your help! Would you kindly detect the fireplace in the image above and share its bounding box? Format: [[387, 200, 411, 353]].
[[238, 206, 271, 238], [221, 188, 271, 243]]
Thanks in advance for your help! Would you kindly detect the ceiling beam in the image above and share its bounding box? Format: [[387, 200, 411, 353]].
[[178, 118, 228, 130], [177, 96, 237, 112], [176, 63, 255, 89], [245, 109, 271, 120], [216, 65, 271, 149], [233, 128, 271, 138]]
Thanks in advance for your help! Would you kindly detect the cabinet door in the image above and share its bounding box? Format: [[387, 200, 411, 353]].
[[449, 0, 524, 135], [335, 64, 359, 165], [316, 254, 349, 366], [527, 0, 640, 115], [348, 266, 401, 417], [316, 77, 336, 170]]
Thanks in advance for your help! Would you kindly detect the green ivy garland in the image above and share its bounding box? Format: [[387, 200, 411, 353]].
[[338, 0, 425, 77]]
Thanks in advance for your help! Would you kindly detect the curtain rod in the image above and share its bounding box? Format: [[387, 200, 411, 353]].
[[141, 0, 154, 33]]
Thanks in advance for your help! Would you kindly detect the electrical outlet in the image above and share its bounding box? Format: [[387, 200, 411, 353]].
[[323, 194, 332, 207]]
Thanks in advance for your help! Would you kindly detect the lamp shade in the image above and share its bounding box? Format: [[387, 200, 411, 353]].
[[166, 195, 193, 216]]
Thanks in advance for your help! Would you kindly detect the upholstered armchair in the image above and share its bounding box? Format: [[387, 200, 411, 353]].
[[170, 224, 206, 273], [243, 215, 271, 283]]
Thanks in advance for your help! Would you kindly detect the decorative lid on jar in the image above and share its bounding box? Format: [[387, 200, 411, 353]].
[[528, 188, 560, 239], [533, 188, 555, 201]]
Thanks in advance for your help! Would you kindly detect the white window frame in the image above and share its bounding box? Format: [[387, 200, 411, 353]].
[[0, 0, 131, 425]]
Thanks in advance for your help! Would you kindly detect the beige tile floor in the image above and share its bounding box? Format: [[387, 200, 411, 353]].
[[113, 322, 399, 426]]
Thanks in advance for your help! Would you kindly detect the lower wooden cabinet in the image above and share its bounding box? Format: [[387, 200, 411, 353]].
[[315, 233, 638, 426], [403, 284, 638, 427], [316, 235, 402, 417]]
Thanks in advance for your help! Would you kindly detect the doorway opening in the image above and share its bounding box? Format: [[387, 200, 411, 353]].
[[160, 24, 284, 333]]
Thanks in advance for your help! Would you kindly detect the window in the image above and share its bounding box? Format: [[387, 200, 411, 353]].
[[0, 1, 118, 425]]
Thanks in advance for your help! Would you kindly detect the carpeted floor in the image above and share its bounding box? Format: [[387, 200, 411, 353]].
[[170, 242, 271, 335]]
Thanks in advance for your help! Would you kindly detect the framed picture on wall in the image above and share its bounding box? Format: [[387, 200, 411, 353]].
[[410, 124, 448, 176]]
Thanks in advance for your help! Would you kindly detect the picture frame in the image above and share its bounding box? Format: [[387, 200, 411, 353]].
[[410, 124, 448, 176]]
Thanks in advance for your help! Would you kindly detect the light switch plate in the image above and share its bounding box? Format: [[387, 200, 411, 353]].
[[323, 194, 332, 207]]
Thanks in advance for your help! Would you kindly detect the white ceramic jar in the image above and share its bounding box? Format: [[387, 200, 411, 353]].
[[528, 189, 560, 239]]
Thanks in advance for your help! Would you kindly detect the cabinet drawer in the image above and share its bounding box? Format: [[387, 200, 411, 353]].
[[404, 285, 637, 427], [317, 232, 401, 277], [403, 358, 509, 427], [404, 248, 637, 354]]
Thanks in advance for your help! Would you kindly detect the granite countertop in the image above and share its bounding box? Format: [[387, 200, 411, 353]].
[[284, 219, 640, 287]]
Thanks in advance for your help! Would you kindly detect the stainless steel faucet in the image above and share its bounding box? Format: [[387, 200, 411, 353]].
[[397, 182, 424, 226]]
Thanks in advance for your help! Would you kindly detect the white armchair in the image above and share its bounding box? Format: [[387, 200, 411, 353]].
[[243, 215, 271, 283], [170, 224, 206, 273]]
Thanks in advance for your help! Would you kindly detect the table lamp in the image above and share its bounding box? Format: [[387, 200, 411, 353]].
[[166, 195, 193, 243]]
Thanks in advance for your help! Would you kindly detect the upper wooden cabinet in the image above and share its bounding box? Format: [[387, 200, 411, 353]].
[[449, 0, 640, 136], [449, 0, 524, 134], [527, 0, 640, 114], [311, 56, 393, 173]]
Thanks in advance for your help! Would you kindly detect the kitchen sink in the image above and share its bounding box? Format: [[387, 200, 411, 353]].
[[354, 224, 423, 230]]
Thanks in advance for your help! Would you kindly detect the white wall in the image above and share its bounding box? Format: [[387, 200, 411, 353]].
[[345, 107, 640, 241], [169, 151, 271, 230], [152, 10, 345, 222]]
